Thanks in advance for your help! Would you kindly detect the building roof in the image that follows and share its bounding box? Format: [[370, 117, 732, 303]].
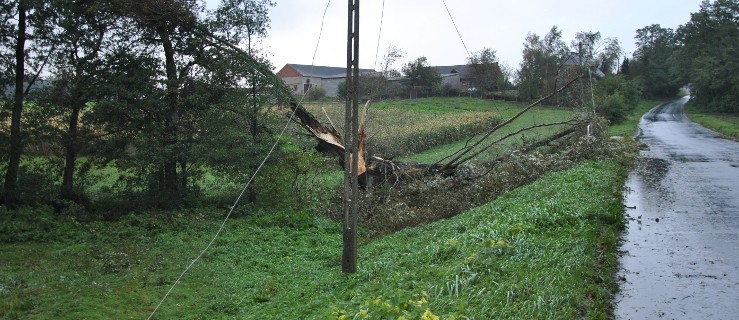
[[563, 53, 605, 77], [284, 64, 377, 79], [432, 65, 471, 78]]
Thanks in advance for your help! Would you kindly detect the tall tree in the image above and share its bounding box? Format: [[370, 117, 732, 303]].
[[571, 31, 622, 75], [39, 0, 119, 202], [467, 48, 504, 94], [121, 0, 205, 207], [1, 0, 55, 207], [210, 0, 275, 138], [517, 26, 569, 102], [629, 24, 679, 97], [379, 44, 405, 77], [202, 0, 277, 202], [401, 56, 440, 98], [672, 0, 739, 112]]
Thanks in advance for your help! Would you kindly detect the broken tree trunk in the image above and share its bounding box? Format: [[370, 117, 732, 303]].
[[285, 75, 585, 186]]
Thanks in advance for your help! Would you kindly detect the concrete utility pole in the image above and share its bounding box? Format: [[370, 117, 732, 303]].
[[342, 0, 360, 273]]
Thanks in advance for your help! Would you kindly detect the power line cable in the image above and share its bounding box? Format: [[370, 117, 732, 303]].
[[442, 0, 470, 58], [374, 0, 385, 70], [146, 1, 333, 318]]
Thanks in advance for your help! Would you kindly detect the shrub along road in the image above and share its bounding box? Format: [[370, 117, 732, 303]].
[[615, 97, 739, 319]]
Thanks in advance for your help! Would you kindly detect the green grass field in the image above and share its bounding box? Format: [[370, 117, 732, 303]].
[[400, 101, 576, 164], [1, 97, 629, 319], [0, 160, 625, 319]]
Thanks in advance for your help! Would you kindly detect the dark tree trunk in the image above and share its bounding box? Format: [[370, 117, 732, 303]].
[[158, 26, 181, 206], [3, 4, 27, 207], [60, 104, 81, 201]]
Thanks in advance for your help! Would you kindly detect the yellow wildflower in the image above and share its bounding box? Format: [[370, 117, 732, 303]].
[[421, 309, 439, 320]]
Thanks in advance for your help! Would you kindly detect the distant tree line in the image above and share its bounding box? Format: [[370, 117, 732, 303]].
[[626, 0, 738, 112]]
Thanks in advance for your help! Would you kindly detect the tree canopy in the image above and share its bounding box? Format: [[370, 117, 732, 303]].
[[467, 48, 505, 94], [401, 56, 441, 98], [0, 0, 285, 209], [628, 24, 680, 98], [672, 0, 739, 112]]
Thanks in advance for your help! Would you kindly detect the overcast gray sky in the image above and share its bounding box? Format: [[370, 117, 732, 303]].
[[206, 0, 705, 71]]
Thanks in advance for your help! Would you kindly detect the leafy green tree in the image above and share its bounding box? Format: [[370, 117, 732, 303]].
[[629, 24, 679, 97], [571, 31, 622, 74], [33, 0, 121, 203], [467, 48, 504, 94], [207, 0, 276, 202], [121, 0, 206, 208], [517, 26, 569, 102], [594, 74, 642, 123], [379, 44, 405, 77], [402, 56, 440, 98], [620, 58, 630, 75], [672, 0, 739, 112]]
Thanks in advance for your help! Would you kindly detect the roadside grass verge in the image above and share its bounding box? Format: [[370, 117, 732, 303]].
[[0, 160, 626, 319], [607, 99, 664, 138], [684, 103, 739, 140]]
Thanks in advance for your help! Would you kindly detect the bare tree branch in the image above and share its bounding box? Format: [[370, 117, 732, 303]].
[[439, 74, 581, 170]]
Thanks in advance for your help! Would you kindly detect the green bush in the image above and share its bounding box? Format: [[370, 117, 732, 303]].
[[253, 140, 337, 213], [306, 85, 326, 101], [594, 74, 641, 124]]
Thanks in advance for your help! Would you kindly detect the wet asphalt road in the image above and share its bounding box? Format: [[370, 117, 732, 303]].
[[614, 97, 739, 319]]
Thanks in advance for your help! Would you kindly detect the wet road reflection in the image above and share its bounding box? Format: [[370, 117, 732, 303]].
[[614, 97, 739, 319]]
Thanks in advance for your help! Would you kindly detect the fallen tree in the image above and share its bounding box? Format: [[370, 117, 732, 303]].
[[284, 74, 588, 188], [198, 26, 601, 191]]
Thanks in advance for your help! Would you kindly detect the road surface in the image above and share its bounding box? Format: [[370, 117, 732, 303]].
[[614, 97, 739, 319]]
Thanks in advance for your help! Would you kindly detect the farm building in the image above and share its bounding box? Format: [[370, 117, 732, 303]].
[[276, 63, 475, 97], [276, 63, 377, 97]]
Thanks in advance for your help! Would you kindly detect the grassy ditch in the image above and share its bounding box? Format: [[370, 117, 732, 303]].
[[0, 160, 626, 319], [684, 105, 739, 140]]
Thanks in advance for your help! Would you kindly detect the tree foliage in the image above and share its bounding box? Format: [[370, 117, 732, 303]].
[[517, 26, 569, 101], [672, 0, 739, 112], [467, 48, 505, 94], [628, 24, 680, 97], [1, 0, 284, 209], [379, 44, 405, 78], [593, 74, 642, 123], [571, 31, 622, 74], [401, 56, 441, 98], [1, 0, 57, 207]]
